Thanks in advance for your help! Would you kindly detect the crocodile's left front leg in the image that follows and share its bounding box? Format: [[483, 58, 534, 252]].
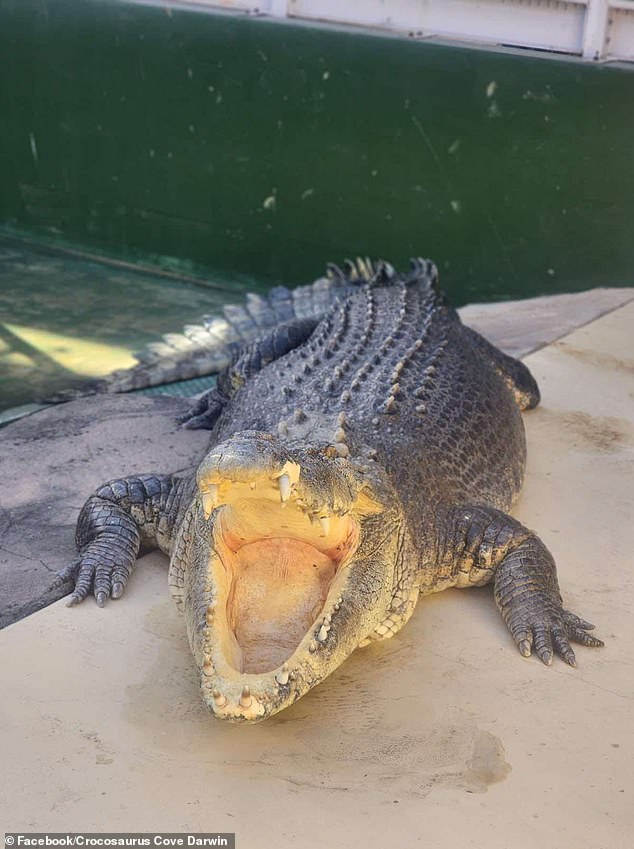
[[431, 505, 604, 665], [62, 474, 195, 606]]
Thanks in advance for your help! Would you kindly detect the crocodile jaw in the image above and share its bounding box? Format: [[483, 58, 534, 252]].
[[174, 433, 397, 722]]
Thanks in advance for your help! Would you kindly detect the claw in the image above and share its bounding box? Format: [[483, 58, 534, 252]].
[[552, 630, 576, 666], [564, 611, 596, 631], [518, 638, 532, 658], [182, 412, 218, 431], [111, 581, 124, 599], [55, 562, 78, 586], [533, 626, 553, 666], [574, 631, 604, 648], [95, 590, 107, 608], [563, 609, 604, 648]]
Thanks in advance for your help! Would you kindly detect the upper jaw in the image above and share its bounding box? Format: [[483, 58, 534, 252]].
[[181, 431, 394, 722]]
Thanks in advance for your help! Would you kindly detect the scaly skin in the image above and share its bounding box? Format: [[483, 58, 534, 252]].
[[64, 259, 603, 722]]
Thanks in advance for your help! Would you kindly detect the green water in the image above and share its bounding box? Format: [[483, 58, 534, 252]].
[[0, 236, 249, 410]]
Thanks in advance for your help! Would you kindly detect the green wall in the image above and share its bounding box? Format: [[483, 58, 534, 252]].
[[1, 0, 633, 303]]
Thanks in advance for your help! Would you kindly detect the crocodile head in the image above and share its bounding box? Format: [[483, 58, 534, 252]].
[[170, 430, 411, 722]]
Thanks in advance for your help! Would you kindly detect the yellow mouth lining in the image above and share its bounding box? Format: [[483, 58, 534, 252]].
[[209, 494, 359, 676]]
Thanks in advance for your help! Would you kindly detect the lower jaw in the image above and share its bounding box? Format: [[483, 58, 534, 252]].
[[197, 556, 357, 722]]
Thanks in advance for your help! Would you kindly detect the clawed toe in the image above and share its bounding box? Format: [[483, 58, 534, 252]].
[[512, 609, 603, 666], [177, 391, 224, 430], [552, 630, 576, 666]]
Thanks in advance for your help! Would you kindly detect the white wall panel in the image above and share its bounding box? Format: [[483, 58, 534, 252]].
[[170, 0, 634, 62], [607, 7, 634, 60], [289, 0, 586, 54]]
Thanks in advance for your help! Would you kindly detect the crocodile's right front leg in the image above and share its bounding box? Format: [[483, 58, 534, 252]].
[[64, 474, 195, 606]]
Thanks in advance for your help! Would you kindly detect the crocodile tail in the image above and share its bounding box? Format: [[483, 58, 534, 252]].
[[44, 259, 396, 401]]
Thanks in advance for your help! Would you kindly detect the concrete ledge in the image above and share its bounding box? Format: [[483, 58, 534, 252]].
[[458, 286, 634, 357], [0, 396, 208, 628]]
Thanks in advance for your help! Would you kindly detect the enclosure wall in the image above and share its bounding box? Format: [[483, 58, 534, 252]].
[[1, 0, 633, 302]]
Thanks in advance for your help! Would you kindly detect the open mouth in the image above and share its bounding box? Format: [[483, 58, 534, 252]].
[[202, 469, 361, 678]]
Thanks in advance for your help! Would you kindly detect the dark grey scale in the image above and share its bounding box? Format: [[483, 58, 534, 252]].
[[347, 296, 390, 387], [309, 276, 349, 318], [325, 298, 354, 358], [245, 292, 277, 329], [124, 477, 159, 531], [222, 304, 258, 339], [201, 316, 242, 347], [381, 315, 437, 410], [267, 286, 296, 323], [182, 324, 217, 345], [291, 286, 317, 320], [372, 295, 445, 416], [341, 287, 377, 377], [336, 284, 440, 434]]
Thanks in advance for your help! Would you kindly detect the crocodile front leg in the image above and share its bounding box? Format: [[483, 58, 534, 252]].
[[431, 505, 604, 665], [63, 474, 195, 606]]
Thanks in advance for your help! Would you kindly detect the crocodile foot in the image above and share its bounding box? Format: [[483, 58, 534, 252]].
[[506, 598, 604, 667]]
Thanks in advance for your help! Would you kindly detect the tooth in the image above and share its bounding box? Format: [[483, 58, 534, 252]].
[[212, 688, 227, 708], [318, 625, 329, 642], [309, 640, 318, 653], [249, 481, 256, 490], [203, 660, 214, 676], [318, 516, 330, 537], [201, 485, 218, 519], [275, 664, 290, 686], [239, 686, 252, 708], [206, 607, 214, 625], [278, 473, 291, 503]]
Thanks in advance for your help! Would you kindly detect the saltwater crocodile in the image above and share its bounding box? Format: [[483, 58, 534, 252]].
[[66, 258, 603, 722]]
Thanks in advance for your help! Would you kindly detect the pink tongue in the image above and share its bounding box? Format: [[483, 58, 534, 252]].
[[232, 538, 336, 674]]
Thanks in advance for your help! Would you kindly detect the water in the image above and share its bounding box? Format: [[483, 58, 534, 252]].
[[0, 237, 260, 411]]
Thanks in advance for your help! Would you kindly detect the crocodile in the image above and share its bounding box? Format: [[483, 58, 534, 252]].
[[65, 258, 603, 722]]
